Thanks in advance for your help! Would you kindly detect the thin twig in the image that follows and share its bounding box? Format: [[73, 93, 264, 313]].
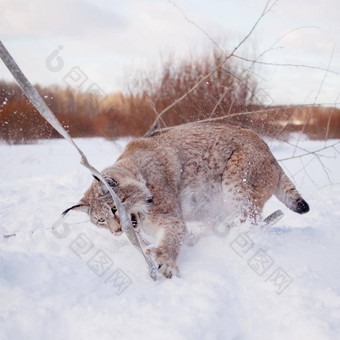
[[144, 0, 275, 137], [293, 157, 318, 187], [242, 26, 320, 74], [169, 1, 220, 51], [292, 44, 335, 156], [283, 139, 335, 183], [278, 141, 340, 161], [148, 103, 338, 136], [221, 67, 263, 105], [233, 55, 340, 76], [209, 86, 230, 118], [145, 95, 167, 128]]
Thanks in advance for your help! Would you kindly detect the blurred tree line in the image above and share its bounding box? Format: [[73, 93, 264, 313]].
[[0, 49, 339, 144]]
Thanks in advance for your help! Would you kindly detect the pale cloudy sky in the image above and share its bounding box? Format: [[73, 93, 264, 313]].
[[1, 0, 339, 106]]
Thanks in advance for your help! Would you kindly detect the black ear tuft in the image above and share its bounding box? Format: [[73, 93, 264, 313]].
[[106, 177, 118, 187], [99, 176, 118, 195], [62, 204, 84, 216], [92, 175, 100, 182]]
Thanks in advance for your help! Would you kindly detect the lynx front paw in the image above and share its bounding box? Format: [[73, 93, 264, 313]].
[[146, 247, 179, 279]]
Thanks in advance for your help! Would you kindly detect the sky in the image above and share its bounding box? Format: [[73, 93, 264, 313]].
[[0, 0, 340, 106]]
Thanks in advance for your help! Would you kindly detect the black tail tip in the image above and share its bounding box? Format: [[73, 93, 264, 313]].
[[294, 198, 310, 214]]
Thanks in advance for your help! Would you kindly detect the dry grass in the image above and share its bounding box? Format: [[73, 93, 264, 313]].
[[0, 49, 339, 143]]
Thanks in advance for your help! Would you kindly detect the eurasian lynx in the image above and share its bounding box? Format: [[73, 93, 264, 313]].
[[64, 123, 309, 278]]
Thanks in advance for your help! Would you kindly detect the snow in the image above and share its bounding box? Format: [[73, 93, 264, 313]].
[[0, 136, 340, 340]]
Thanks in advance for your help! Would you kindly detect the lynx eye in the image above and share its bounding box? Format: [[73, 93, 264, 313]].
[[111, 207, 117, 214], [97, 218, 105, 224], [131, 214, 137, 228]]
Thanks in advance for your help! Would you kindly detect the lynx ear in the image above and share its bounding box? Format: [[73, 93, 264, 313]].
[[95, 175, 118, 195], [62, 204, 89, 216]]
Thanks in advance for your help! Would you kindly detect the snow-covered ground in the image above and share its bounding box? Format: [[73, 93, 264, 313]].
[[0, 136, 339, 340]]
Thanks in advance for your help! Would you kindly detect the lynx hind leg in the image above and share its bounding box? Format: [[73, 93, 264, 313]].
[[221, 149, 277, 225], [221, 180, 262, 226]]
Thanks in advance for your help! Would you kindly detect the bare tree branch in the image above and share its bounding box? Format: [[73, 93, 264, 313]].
[[242, 26, 320, 74], [292, 45, 336, 156], [233, 56, 340, 75], [144, 0, 275, 137], [209, 86, 230, 119], [278, 141, 340, 161], [147, 103, 338, 136], [143, 0, 339, 190]]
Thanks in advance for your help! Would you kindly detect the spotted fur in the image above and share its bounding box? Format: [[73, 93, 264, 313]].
[[66, 123, 309, 278]]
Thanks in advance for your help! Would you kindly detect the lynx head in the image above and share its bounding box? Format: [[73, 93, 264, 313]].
[[63, 166, 152, 236]]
